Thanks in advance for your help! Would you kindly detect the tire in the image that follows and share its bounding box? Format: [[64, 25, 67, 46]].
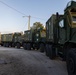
[[45, 44, 49, 56], [63, 43, 73, 61], [48, 45, 56, 59], [32, 46, 35, 50], [40, 43, 45, 53], [4, 43, 6, 47], [27, 43, 31, 50], [17, 43, 20, 49], [6, 43, 9, 47], [3, 43, 5, 47], [23, 43, 27, 50], [66, 49, 76, 75], [12, 43, 15, 47], [1, 44, 3, 46]]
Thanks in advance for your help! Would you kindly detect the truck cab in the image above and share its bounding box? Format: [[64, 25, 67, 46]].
[[58, 1, 76, 44]]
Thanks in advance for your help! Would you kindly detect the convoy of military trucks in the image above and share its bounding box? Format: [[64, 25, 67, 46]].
[[0, 27, 46, 52], [0, 1, 76, 75]]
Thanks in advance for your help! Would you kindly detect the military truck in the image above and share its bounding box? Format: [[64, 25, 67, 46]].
[[1, 32, 23, 48], [1, 33, 13, 47], [45, 1, 76, 75], [23, 28, 46, 52]]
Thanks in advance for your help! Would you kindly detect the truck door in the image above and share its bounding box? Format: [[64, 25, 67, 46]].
[[58, 19, 66, 44]]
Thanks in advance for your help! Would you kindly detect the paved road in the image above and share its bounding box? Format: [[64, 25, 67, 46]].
[[0, 47, 68, 75]]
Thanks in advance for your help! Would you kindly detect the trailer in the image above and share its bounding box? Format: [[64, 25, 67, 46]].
[[45, 1, 76, 75]]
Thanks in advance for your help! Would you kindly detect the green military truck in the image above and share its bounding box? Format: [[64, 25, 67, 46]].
[[1, 32, 23, 48], [45, 1, 76, 75], [12, 32, 23, 48], [1, 33, 13, 47], [23, 28, 46, 52]]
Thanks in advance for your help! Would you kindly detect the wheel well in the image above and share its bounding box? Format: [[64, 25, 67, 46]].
[[16, 42, 21, 45], [63, 42, 76, 49]]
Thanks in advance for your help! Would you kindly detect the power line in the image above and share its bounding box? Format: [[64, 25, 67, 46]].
[[0, 0, 28, 17], [31, 16, 46, 20], [0, 0, 45, 20], [0, 0, 46, 30]]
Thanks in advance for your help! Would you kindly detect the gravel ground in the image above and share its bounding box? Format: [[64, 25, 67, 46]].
[[0, 47, 68, 75]]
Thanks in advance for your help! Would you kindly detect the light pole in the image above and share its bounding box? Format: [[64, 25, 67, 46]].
[[28, 15, 31, 30], [23, 15, 31, 30]]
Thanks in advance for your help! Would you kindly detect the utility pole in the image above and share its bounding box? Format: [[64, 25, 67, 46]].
[[23, 15, 31, 30]]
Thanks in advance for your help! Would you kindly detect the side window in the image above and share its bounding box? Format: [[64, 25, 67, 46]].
[[59, 20, 64, 28], [46, 23, 48, 30], [72, 16, 76, 23], [49, 21, 50, 25]]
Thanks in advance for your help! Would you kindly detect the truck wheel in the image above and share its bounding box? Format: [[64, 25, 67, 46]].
[[17, 43, 20, 49], [48, 45, 56, 59], [12, 43, 15, 47], [4, 43, 6, 47], [40, 43, 45, 53], [27, 43, 31, 50], [6, 43, 9, 47], [66, 49, 76, 75], [1, 44, 3, 46], [23, 43, 27, 50], [45, 44, 49, 56]]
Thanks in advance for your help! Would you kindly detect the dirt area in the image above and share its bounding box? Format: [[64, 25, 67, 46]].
[[0, 47, 68, 75]]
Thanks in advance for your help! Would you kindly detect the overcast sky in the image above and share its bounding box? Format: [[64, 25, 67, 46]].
[[0, 0, 73, 33]]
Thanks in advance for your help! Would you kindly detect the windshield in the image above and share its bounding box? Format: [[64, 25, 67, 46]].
[[67, 1, 71, 7]]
